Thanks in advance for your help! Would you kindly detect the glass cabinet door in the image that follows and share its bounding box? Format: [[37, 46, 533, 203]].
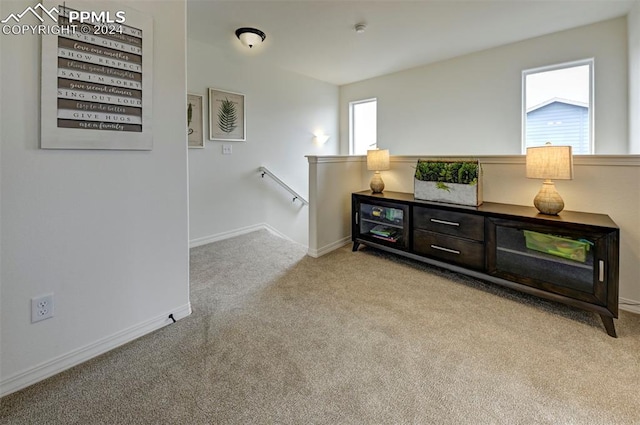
[[487, 218, 608, 305], [356, 200, 409, 250]]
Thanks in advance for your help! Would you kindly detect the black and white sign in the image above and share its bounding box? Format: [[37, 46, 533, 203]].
[[41, 0, 153, 150]]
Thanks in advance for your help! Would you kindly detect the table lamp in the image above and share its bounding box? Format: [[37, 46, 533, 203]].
[[367, 149, 390, 193], [526, 142, 573, 215]]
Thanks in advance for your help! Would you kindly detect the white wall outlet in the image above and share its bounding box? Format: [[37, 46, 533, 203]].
[[31, 294, 54, 323], [222, 144, 232, 155]]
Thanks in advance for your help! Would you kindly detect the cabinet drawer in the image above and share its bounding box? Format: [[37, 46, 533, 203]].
[[413, 230, 485, 270], [413, 206, 484, 241]]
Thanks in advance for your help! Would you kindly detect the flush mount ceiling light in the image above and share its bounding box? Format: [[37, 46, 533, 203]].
[[235, 27, 266, 48]]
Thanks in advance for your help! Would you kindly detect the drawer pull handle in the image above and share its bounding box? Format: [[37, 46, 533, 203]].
[[430, 218, 460, 227], [431, 244, 460, 255], [599, 260, 605, 282]]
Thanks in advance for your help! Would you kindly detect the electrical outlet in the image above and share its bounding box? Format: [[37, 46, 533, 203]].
[[31, 294, 54, 323], [222, 144, 232, 155]]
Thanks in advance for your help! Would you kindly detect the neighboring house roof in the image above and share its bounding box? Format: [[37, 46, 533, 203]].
[[527, 97, 589, 113]]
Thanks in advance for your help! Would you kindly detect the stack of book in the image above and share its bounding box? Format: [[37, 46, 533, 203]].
[[369, 225, 399, 242]]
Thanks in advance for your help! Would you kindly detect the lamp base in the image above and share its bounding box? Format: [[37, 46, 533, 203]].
[[533, 180, 564, 215], [370, 171, 385, 193]]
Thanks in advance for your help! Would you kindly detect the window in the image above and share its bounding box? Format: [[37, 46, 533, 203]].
[[349, 98, 377, 155], [523, 59, 593, 154]]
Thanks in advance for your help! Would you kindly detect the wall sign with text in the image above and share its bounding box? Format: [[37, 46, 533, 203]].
[[40, 0, 153, 150]]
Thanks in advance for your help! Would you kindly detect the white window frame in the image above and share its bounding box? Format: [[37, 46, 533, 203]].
[[522, 58, 594, 154], [349, 98, 377, 155]]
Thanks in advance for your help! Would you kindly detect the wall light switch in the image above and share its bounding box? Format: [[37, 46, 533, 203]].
[[222, 145, 232, 155]]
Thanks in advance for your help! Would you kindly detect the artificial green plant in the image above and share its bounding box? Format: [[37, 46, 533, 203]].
[[414, 160, 479, 192]]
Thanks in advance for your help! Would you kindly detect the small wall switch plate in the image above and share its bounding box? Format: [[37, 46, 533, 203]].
[[31, 294, 54, 323], [222, 144, 232, 155]]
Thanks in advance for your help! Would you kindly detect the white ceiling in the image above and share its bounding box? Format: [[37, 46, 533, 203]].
[[186, 0, 636, 86]]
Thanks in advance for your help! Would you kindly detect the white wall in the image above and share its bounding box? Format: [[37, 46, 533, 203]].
[[630, 1, 640, 153], [308, 156, 363, 257], [187, 38, 338, 247], [0, 0, 190, 396], [339, 18, 628, 155], [307, 155, 640, 312]]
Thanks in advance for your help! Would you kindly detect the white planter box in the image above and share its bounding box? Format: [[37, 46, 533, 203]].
[[414, 159, 483, 206], [414, 180, 483, 206]]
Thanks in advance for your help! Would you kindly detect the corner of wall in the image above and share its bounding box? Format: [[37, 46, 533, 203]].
[[629, 1, 640, 153], [1, 0, 190, 396]]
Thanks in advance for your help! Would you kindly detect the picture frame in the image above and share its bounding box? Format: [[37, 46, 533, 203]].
[[187, 93, 204, 148], [40, 0, 154, 150], [209, 88, 245, 141]]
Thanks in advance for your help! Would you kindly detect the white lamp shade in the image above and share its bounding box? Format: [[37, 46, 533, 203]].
[[526, 144, 573, 180], [367, 149, 390, 171], [235, 28, 266, 48], [239, 32, 262, 47]]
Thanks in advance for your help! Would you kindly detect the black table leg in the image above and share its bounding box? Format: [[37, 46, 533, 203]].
[[599, 314, 617, 338]]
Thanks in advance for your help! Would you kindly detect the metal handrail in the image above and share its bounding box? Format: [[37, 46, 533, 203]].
[[258, 166, 309, 205]]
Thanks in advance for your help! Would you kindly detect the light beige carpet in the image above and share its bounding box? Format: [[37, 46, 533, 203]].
[[1, 229, 639, 424]]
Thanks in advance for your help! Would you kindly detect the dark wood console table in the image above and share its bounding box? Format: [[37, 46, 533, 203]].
[[352, 191, 620, 337]]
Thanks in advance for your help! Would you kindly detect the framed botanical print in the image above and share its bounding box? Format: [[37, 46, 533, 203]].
[[187, 93, 204, 148], [209, 88, 245, 141]]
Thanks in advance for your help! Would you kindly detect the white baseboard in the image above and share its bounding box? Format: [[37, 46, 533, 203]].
[[262, 223, 296, 243], [189, 223, 299, 248], [189, 224, 267, 248], [619, 297, 640, 315], [0, 303, 192, 398], [308, 236, 351, 258]]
